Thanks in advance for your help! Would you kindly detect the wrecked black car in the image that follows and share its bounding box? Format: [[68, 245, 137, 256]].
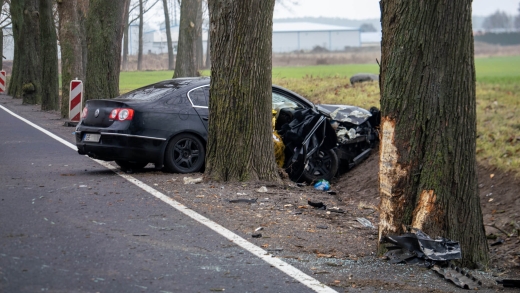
[[75, 77, 379, 181]]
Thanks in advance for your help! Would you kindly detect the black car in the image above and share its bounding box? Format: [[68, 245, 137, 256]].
[[76, 77, 379, 181]]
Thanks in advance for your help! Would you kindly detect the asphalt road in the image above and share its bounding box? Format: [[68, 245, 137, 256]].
[[0, 106, 334, 293]]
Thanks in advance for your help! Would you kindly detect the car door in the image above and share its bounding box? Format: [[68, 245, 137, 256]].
[[187, 85, 209, 131]]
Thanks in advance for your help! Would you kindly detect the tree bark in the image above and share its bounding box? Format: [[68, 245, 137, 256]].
[[8, 0, 41, 104], [206, 0, 280, 183], [195, 0, 203, 69], [173, 0, 199, 78], [57, 0, 88, 117], [39, 0, 59, 111], [162, 0, 174, 70], [85, 0, 128, 101], [137, 0, 144, 70], [122, 0, 131, 71], [378, 0, 488, 268]]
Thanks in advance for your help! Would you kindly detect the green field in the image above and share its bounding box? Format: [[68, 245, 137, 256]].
[[119, 56, 520, 174]]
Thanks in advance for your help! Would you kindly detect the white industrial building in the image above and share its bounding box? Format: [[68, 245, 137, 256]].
[[272, 22, 360, 52], [2, 22, 366, 62]]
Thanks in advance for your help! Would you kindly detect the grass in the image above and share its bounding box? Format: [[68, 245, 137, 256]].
[[119, 56, 520, 175]]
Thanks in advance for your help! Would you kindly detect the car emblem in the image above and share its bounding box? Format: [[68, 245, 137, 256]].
[[94, 109, 100, 118]]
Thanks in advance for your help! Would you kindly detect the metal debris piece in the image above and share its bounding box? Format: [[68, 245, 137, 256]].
[[228, 198, 257, 204], [255, 227, 264, 232], [327, 207, 345, 213], [432, 264, 482, 290], [356, 217, 375, 229]]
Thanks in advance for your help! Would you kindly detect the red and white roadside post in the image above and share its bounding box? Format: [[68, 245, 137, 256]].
[[0, 70, 6, 93], [69, 79, 83, 122]]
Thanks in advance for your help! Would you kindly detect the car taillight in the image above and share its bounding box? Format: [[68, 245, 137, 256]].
[[81, 107, 88, 119], [109, 108, 134, 121]]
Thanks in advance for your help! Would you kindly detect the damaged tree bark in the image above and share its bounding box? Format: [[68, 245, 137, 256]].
[[206, 0, 281, 183], [378, 0, 489, 268]]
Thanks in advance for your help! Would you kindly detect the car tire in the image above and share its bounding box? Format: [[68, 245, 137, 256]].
[[115, 160, 148, 170], [301, 149, 339, 183], [165, 133, 205, 173]]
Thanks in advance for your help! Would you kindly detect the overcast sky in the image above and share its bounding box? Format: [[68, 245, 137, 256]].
[[273, 0, 520, 19]]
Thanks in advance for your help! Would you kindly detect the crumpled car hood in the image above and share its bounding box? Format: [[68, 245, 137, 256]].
[[316, 104, 372, 125]]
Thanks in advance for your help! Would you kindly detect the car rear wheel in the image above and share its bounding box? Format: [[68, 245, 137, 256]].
[[115, 160, 149, 170], [301, 149, 339, 183], [165, 133, 205, 173]]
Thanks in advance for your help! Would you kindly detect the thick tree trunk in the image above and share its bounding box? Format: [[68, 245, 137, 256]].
[[137, 0, 144, 71], [173, 0, 199, 78], [85, 0, 128, 100], [57, 0, 88, 117], [379, 0, 488, 268], [206, 0, 280, 183], [39, 0, 59, 111], [162, 0, 174, 70], [8, 0, 41, 104]]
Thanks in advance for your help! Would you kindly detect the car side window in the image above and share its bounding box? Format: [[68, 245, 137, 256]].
[[272, 92, 299, 111], [188, 86, 209, 107]]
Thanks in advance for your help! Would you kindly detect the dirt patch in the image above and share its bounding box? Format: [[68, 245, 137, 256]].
[[2, 92, 519, 291]]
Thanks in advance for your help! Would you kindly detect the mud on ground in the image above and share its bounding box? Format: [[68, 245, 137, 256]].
[[2, 94, 519, 292]]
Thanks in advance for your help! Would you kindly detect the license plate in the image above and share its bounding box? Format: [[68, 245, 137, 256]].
[[83, 133, 101, 142]]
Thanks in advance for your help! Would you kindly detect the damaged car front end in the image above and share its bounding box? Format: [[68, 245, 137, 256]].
[[273, 91, 380, 182]]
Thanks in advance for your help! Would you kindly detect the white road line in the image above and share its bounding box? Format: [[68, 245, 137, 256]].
[[1, 104, 337, 293]]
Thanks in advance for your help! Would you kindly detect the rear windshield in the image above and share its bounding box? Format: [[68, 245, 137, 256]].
[[118, 80, 191, 101]]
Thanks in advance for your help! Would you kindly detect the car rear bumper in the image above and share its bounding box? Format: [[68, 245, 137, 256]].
[[76, 131, 166, 163]]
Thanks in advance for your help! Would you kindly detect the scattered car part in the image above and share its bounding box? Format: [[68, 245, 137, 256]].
[[382, 228, 461, 263], [183, 177, 203, 184], [356, 217, 375, 229], [252, 233, 262, 238], [432, 264, 482, 290], [228, 198, 257, 204], [308, 200, 326, 209], [496, 279, 520, 288]]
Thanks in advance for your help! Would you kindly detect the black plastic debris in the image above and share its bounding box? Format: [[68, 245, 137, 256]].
[[497, 279, 520, 288], [308, 200, 326, 209], [490, 239, 505, 246], [382, 228, 461, 264], [432, 264, 482, 290], [229, 198, 257, 204], [252, 233, 262, 238]]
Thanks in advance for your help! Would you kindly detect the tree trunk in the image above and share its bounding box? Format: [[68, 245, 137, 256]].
[[39, 0, 59, 111], [205, 0, 280, 183], [379, 0, 488, 268], [162, 0, 174, 70], [57, 0, 88, 117], [205, 20, 210, 69], [173, 0, 199, 78], [122, 0, 131, 71], [195, 0, 203, 70], [8, 0, 41, 104], [0, 28, 3, 70], [137, 0, 144, 71], [85, 0, 129, 101]]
